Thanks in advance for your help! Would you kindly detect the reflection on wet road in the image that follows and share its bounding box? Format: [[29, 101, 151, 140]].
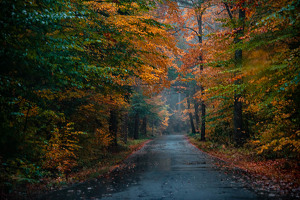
[[41, 135, 265, 200]]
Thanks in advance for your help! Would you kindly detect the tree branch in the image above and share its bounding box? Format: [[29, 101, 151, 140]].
[[224, 2, 233, 19], [181, 26, 199, 35]]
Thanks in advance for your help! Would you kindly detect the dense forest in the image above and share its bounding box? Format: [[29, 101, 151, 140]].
[[164, 0, 299, 155], [0, 0, 299, 198]]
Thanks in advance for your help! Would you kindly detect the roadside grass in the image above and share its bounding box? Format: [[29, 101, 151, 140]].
[[69, 138, 149, 182], [25, 138, 150, 198], [187, 135, 300, 197]]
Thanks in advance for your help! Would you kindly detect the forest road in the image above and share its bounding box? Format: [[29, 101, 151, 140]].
[[41, 134, 268, 200]]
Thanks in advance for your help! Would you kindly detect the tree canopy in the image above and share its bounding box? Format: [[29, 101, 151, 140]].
[[0, 0, 299, 197]]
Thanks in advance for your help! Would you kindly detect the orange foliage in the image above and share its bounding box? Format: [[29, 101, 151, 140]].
[[43, 122, 84, 174]]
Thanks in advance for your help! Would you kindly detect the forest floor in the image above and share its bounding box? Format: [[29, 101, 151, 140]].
[[187, 136, 300, 198], [12, 139, 151, 199]]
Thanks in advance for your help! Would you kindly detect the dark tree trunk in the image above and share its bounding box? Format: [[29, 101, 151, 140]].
[[187, 97, 196, 134], [200, 93, 206, 141], [141, 116, 147, 136], [134, 112, 139, 139], [152, 119, 154, 136], [233, 7, 245, 145], [121, 112, 128, 144], [224, 2, 246, 145], [194, 93, 200, 133], [109, 109, 118, 146], [234, 93, 243, 143], [197, 11, 206, 141]]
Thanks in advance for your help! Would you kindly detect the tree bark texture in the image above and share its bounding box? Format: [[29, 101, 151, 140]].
[[187, 97, 196, 134], [233, 7, 245, 145], [141, 116, 147, 136], [197, 11, 206, 141], [121, 112, 128, 144], [134, 112, 139, 139], [194, 96, 200, 133], [109, 109, 118, 146], [200, 94, 206, 141]]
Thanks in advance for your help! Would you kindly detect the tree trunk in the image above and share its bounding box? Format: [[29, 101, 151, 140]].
[[200, 96, 206, 141], [109, 109, 118, 146], [194, 99, 200, 133], [152, 119, 154, 136], [187, 97, 196, 134], [134, 112, 139, 139], [178, 92, 181, 112], [197, 11, 206, 141], [141, 116, 147, 136], [233, 7, 245, 145], [121, 112, 128, 144]]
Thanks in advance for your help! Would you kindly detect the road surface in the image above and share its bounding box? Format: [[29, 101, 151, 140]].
[[41, 135, 270, 200]]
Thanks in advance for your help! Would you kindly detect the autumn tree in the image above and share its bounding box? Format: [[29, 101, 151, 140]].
[[0, 0, 178, 194], [201, 0, 299, 155], [159, 0, 299, 159], [220, 0, 247, 145], [159, 0, 221, 139]]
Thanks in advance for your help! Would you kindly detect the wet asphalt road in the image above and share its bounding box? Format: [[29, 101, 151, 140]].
[[41, 135, 266, 200]]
